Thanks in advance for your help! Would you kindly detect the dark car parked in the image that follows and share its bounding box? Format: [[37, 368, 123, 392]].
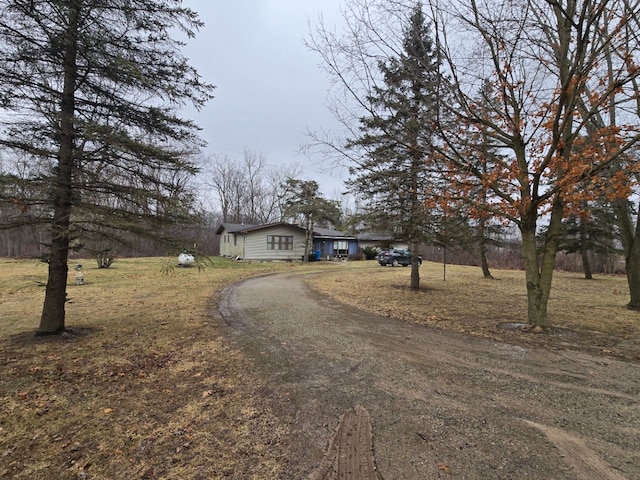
[[377, 249, 422, 267]]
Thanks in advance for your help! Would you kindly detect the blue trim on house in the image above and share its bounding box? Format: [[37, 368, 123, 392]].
[[313, 238, 358, 259]]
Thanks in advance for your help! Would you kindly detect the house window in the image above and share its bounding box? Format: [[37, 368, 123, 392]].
[[267, 235, 293, 250], [334, 240, 348, 257]]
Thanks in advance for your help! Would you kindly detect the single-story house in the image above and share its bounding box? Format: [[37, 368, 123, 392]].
[[216, 222, 358, 261], [215, 222, 403, 261], [216, 222, 305, 261]]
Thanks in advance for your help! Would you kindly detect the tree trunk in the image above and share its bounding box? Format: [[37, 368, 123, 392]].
[[520, 197, 563, 328], [38, 227, 71, 334], [303, 215, 313, 263], [625, 245, 640, 309], [410, 239, 420, 290], [580, 246, 593, 280], [612, 198, 640, 308], [480, 243, 493, 279], [619, 202, 640, 308], [478, 219, 493, 279], [37, 4, 78, 335], [521, 225, 548, 328], [578, 215, 593, 279]]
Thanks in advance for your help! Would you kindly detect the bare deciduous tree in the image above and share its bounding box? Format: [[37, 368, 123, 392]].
[[434, 0, 640, 326], [205, 150, 300, 224]]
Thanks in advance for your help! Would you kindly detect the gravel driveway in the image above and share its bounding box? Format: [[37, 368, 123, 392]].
[[219, 271, 640, 479]]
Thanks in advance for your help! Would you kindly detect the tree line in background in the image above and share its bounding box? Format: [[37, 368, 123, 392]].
[[1, 0, 640, 333], [0, 140, 624, 276], [0, 145, 344, 262]]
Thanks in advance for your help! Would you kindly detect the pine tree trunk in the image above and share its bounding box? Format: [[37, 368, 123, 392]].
[[304, 226, 310, 262], [303, 216, 313, 263], [579, 216, 592, 279], [37, 4, 78, 335], [480, 244, 493, 279], [580, 246, 593, 280], [410, 239, 420, 290], [38, 231, 70, 335]]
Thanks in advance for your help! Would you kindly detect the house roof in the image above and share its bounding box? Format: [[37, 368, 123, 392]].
[[312, 227, 357, 240], [241, 222, 305, 233], [355, 231, 395, 241], [216, 222, 307, 235], [216, 222, 359, 240], [215, 223, 257, 235]]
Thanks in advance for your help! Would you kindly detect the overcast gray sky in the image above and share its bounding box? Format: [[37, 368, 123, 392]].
[[182, 0, 348, 197]]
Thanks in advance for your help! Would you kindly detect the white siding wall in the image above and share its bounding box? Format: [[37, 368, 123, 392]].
[[219, 230, 245, 258], [244, 225, 306, 261]]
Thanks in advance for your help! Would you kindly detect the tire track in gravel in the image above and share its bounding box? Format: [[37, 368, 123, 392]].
[[219, 272, 640, 479]]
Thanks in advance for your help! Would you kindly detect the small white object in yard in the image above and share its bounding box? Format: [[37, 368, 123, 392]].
[[178, 253, 195, 267], [74, 264, 85, 285]]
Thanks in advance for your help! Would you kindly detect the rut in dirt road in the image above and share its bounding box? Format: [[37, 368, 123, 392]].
[[219, 272, 640, 480]]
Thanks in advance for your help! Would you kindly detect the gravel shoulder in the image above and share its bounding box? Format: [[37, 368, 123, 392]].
[[218, 271, 640, 479]]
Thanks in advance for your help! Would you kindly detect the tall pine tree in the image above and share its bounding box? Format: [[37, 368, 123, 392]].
[[0, 1, 214, 334], [282, 179, 341, 262], [346, 3, 445, 289]]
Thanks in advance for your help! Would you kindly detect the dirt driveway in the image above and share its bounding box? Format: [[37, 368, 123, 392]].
[[218, 272, 640, 479]]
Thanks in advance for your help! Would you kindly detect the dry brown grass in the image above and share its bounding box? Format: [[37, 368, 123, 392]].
[[304, 260, 640, 360], [2, 257, 638, 480], [0, 257, 323, 480]]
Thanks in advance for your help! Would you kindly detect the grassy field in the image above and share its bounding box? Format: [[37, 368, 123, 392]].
[[0, 257, 319, 479], [306, 261, 640, 359], [1, 257, 639, 479]]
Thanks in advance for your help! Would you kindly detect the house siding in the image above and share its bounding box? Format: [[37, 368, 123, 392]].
[[244, 225, 306, 261], [218, 229, 245, 258]]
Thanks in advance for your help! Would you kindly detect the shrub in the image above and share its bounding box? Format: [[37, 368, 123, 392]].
[[361, 246, 380, 260], [92, 248, 117, 268]]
